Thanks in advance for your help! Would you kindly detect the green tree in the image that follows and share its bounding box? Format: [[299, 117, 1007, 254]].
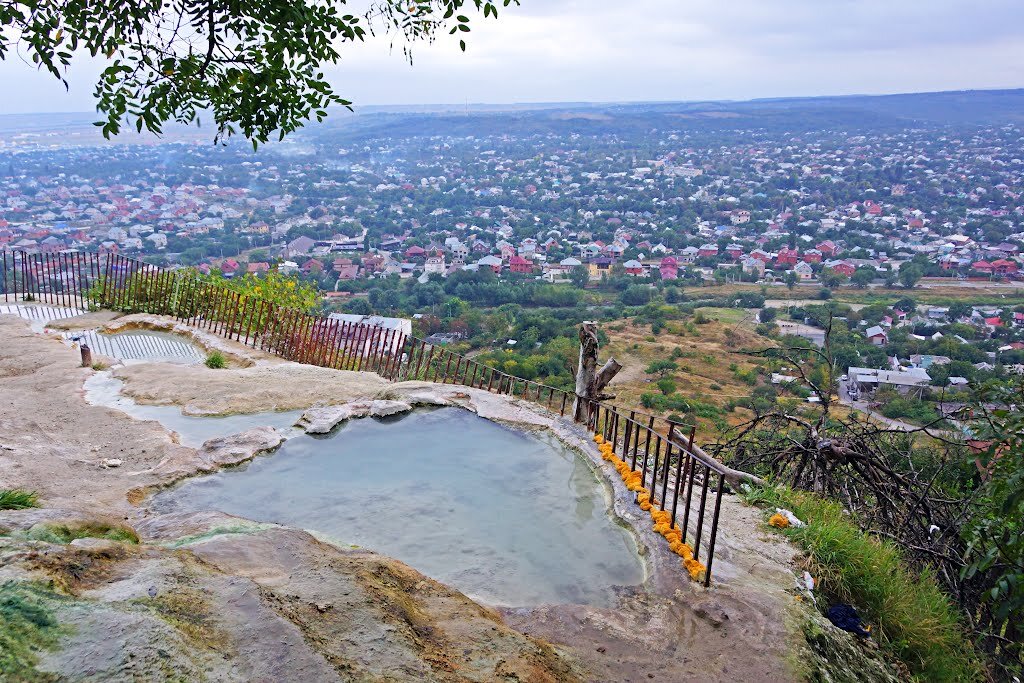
[[819, 267, 848, 289], [344, 298, 372, 315], [656, 378, 677, 395], [947, 302, 972, 321], [1, 0, 516, 145], [620, 285, 653, 306], [963, 379, 1024, 667], [645, 359, 678, 377], [899, 263, 924, 289], [569, 265, 589, 288], [851, 268, 875, 288]]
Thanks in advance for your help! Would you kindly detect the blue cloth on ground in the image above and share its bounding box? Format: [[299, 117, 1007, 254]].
[[827, 604, 871, 637]]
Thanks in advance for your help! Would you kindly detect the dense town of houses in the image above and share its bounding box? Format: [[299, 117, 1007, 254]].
[[2, 115, 1024, 414], [1, 121, 1022, 290]]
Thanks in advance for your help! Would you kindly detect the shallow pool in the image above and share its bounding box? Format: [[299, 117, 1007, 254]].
[[0, 303, 84, 332], [69, 329, 205, 365], [153, 408, 644, 607], [84, 373, 303, 448]]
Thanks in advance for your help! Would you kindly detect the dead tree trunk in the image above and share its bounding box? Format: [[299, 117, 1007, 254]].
[[573, 322, 622, 421]]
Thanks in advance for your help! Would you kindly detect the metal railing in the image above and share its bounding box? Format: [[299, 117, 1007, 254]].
[[1, 249, 732, 585]]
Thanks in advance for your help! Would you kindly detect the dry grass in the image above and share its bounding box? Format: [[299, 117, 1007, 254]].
[[603, 313, 770, 435]]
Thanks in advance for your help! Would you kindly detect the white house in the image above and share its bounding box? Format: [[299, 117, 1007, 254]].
[[793, 261, 814, 280]]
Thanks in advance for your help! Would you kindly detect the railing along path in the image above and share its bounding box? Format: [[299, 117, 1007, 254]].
[[2, 249, 733, 585]]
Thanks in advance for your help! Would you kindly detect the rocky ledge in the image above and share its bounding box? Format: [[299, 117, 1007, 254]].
[[295, 399, 416, 433], [0, 508, 582, 682]]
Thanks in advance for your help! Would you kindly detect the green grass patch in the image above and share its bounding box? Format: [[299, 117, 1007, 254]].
[[0, 581, 66, 681], [24, 521, 140, 546], [743, 485, 981, 682], [0, 489, 40, 510], [204, 351, 226, 369]]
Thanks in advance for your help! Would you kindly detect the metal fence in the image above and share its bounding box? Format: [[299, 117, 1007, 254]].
[[1, 249, 732, 585]]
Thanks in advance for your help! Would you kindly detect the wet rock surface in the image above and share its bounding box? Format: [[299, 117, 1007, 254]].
[[295, 399, 414, 433], [798, 610, 906, 683], [1, 510, 580, 682]]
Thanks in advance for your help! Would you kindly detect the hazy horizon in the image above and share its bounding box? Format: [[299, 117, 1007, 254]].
[[0, 0, 1021, 116], [1, 85, 1022, 119]]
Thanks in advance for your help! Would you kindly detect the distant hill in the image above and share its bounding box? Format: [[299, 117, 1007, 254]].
[[2, 88, 1022, 144], [739, 89, 1024, 125], [309, 88, 1024, 144]]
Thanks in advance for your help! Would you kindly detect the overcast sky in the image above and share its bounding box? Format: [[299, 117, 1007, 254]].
[[1, 0, 1022, 114]]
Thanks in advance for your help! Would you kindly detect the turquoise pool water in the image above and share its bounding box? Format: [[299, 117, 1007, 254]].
[[153, 408, 644, 607]]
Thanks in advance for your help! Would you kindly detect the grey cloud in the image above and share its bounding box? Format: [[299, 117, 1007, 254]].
[[0, 0, 1021, 113]]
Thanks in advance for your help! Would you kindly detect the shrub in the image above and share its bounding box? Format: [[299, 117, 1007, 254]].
[[0, 490, 39, 510], [645, 359, 678, 377], [639, 393, 721, 417], [733, 368, 758, 385], [656, 378, 677, 395], [204, 351, 226, 369], [879, 397, 941, 425]]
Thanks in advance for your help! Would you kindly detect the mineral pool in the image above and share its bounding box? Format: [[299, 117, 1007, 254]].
[[0, 303, 84, 332], [154, 407, 644, 607], [69, 328, 206, 365]]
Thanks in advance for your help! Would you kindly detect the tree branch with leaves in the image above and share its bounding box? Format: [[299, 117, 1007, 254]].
[[0, 0, 518, 146]]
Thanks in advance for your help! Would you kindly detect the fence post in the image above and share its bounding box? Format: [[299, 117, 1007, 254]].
[[704, 474, 726, 586], [693, 465, 711, 562]]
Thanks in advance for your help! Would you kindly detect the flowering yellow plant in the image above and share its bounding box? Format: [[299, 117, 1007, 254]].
[[669, 541, 694, 560], [684, 558, 706, 582], [768, 513, 790, 529], [594, 430, 707, 583]]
